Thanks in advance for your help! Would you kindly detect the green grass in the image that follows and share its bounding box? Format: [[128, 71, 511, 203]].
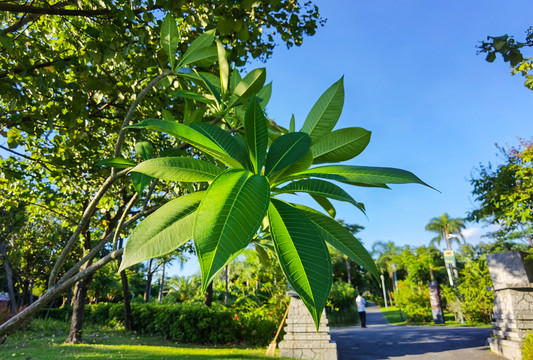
[[379, 306, 490, 327], [0, 319, 292, 360]]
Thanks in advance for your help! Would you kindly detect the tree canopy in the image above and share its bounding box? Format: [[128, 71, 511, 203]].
[[468, 140, 533, 246]]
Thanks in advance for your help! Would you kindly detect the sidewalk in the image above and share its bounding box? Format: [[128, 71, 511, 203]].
[[330, 303, 504, 360]]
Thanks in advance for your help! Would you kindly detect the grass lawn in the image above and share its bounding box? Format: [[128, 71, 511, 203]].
[[380, 306, 490, 327], [0, 320, 291, 360]]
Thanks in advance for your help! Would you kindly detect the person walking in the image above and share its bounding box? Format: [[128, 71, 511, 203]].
[[356, 291, 367, 328]]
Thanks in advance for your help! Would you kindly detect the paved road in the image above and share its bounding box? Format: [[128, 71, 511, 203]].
[[330, 303, 504, 360]]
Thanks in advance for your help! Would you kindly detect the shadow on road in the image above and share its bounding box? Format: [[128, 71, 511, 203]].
[[330, 303, 501, 360]]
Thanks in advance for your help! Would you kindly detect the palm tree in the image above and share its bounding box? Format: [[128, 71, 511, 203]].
[[425, 213, 466, 251]]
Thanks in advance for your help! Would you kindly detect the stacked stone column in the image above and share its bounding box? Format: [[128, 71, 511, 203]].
[[278, 293, 337, 360], [487, 251, 533, 360]]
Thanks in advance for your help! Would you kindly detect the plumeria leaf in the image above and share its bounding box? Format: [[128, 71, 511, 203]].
[[244, 96, 268, 173], [296, 205, 379, 281], [291, 165, 432, 188], [265, 132, 311, 177], [127, 119, 242, 168], [276, 179, 365, 214], [311, 127, 371, 164], [96, 158, 136, 169], [130, 157, 222, 182], [310, 194, 336, 218], [268, 198, 332, 329], [194, 169, 270, 290], [190, 122, 250, 169], [301, 77, 344, 143], [119, 192, 205, 271]]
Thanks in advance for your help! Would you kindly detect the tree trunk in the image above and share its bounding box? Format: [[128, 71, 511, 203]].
[[0, 241, 17, 315], [224, 264, 229, 304], [204, 281, 213, 307], [345, 257, 352, 285], [157, 262, 165, 303], [65, 231, 93, 344], [119, 270, 133, 331], [144, 259, 153, 303], [65, 274, 93, 344]]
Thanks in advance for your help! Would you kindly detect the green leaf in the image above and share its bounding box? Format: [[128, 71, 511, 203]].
[[177, 30, 215, 68], [273, 150, 313, 184], [198, 72, 222, 105], [161, 109, 174, 122], [301, 77, 344, 143], [170, 90, 213, 103], [255, 244, 271, 266], [311, 127, 371, 164], [256, 82, 272, 109], [289, 114, 295, 132], [229, 70, 243, 93], [160, 14, 179, 69], [190, 122, 250, 169], [265, 132, 311, 177], [268, 199, 332, 329], [296, 206, 379, 282], [233, 68, 267, 99], [130, 157, 222, 182], [310, 194, 336, 218], [135, 141, 154, 161], [216, 40, 229, 97], [179, 46, 218, 67], [119, 192, 204, 272], [96, 158, 136, 169], [276, 179, 365, 214], [194, 169, 270, 290], [291, 165, 432, 188], [244, 96, 268, 173], [131, 172, 152, 195], [127, 119, 242, 168]]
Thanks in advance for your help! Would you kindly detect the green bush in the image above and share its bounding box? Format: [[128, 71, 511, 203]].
[[393, 280, 432, 323], [35, 302, 279, 345], [327, 281, 356, 312]]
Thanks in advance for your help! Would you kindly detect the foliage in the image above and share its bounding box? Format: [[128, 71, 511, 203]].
[[523, 332, 533, 360], [327, 281, 356, 312], [478, 28, 533, 90], [469, 140, 533, 246], [445, 260, 493, 324], [0, 2, 325, 338], [39, 302, 280, 346], [118, 31, 430, 329], [425, 213, 466, 251], [393, 280, 432, 323]]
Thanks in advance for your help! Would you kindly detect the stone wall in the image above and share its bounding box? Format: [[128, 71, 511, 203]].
[[278, 294, 337, 360], [487, 251, 533, 360]]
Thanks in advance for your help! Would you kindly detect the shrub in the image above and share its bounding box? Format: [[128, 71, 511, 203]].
[[393, 280, 432, 323]]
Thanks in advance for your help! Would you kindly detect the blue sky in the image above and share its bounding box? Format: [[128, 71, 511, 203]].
[[172, 0, 533, 277]]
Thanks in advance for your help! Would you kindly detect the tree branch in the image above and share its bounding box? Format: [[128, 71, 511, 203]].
[[0, 3, 111, 16], [0, 56, 75, 80], [0, 248, 123, 339], [47, 167, 130, 286]]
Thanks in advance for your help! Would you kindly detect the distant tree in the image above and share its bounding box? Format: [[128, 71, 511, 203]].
[[425, 213, 466, 251], [478, 27, 533, 90], [468, 140, 533, 247]]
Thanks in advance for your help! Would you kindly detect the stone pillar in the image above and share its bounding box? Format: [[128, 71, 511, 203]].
[[278, 293, 337, 360], [487, 250, 533, 360]]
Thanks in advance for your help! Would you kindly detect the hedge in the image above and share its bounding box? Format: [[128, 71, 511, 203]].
[[36, 302, 278, 345]]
